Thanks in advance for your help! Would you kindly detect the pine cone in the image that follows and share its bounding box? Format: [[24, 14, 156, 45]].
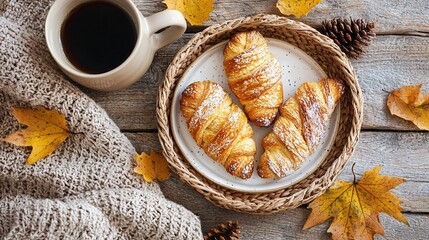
[[204, 220, 241, 240], [322, 17, 376, 59]]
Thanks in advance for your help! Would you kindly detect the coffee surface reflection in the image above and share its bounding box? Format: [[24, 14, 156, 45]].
[[61, 1, 137, 74]]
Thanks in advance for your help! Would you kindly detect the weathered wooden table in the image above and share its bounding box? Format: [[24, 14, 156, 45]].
[[83, 1, 429, 239]]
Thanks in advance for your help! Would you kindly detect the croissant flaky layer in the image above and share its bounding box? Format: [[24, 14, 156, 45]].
[[258, 78, 345, 179], [180, 80, 256, 179], [224, 31, 283, 127]]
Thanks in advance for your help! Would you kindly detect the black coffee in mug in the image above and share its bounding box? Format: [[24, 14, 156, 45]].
[[61, 1, 137, 74]]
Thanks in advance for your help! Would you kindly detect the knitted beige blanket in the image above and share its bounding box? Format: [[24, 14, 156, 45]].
[[0, 1, 202, 239]]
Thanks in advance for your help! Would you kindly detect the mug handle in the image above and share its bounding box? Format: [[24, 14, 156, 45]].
[[146, 10, 187, 51]]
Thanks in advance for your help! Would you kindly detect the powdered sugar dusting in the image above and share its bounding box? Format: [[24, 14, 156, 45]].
[[182, 83, 198, 95], [188, 83, 226, 134], [228, 110, 240, 123], [206, 110, 241, 157], [255, 114, 274, 127], [207, 138, 233, 158]]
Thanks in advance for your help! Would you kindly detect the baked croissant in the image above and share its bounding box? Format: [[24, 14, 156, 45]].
[[258, 78, 345, 178], [224, 31, 283, 127], [180, 80, 256, 179]]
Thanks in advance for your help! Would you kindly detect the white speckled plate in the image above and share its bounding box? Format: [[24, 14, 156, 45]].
[[170, 39, 340, 193]]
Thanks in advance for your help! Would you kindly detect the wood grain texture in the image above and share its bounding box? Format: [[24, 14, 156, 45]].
[[126, 131, 429, 239], [162, 174, 428, 240], [357, 35, 429, 130], [133, 0, 429, 34], [81, 1, 429, 238], [125, 131, 429, 213], [84, 35, 429, 131]]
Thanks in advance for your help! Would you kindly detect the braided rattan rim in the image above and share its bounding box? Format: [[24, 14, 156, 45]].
[[157, 14, 363, 214]]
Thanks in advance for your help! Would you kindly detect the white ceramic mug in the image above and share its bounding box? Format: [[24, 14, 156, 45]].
[[45, 0, 186, 91]]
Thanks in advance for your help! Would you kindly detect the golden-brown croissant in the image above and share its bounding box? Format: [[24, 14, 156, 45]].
[[180, 80, 256, 179], [223, 31, 283, 127], [258, 78, 345, 178]]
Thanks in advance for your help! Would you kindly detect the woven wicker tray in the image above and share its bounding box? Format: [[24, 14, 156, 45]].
[[157, 14, 363, 214]]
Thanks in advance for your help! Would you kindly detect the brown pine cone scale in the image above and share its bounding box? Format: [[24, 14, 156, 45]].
[[204, 220, 241, 240], [322, 17, 376, 59]]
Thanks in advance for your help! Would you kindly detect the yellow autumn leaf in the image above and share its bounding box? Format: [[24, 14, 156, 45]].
[[163, 0, 214, 25], [303, 165, 408, 240], [134, 150, 171, 182], [387, 84, 429, 130], [2, 107, 71, 165], [277, 0, 324, 18]]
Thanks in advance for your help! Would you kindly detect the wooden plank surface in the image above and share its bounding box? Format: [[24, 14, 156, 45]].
[[357, 35, 429, 130], [126, 131, 429, 213], [80, 1, 429, 238], [85, 34, 429, 131], [162, 175, 428, 240], [134, 0, 429, 34], [126, 132, 429, 238]]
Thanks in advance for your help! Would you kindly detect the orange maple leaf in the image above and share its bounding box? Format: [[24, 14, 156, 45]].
[[2, 107, 71, 164], [134, 150, 171, 182], [303, 164, 408, 240], [387, 84, 429, 130]]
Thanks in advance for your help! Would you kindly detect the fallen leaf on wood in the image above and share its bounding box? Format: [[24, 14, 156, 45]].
[[303, 164, 409, 240], [387, 84, 429, 130], [2, 107, 71, 165], [277, 0, 324, 18], [163, 0, 214, 25], [134, 150, 171, 182]]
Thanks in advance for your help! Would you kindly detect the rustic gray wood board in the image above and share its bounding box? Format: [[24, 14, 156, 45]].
[[125, 132, 429, 239], [133, 0, 429, 34], [85, 35, 429, 131], [357, 35, 429, 130], [125, 132, 429, 213], [78, 1, 429, 238], [161, 175, 428, 240]]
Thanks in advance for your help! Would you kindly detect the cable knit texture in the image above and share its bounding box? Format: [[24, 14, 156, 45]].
[[0, 1, 202, 239]]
